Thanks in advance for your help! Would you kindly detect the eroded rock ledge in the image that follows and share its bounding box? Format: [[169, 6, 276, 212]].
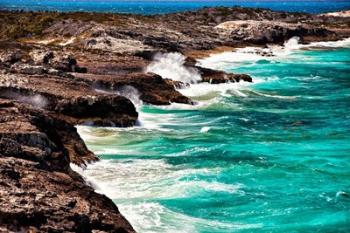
[[0, 6, 349, 232], [0, 99, 134, 232]]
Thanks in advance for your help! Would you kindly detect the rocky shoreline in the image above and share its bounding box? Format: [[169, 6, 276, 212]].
[[0, 7, 349, 232]]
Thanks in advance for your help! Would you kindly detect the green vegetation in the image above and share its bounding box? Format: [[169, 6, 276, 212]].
[[0, 10, 150, 40]]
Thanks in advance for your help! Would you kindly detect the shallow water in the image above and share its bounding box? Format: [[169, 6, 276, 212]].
[[75, 40, 350, 232], [1, 0, 350, 14]]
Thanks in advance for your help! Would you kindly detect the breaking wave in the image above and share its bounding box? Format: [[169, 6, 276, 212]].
[[146, 52, 201, 84]]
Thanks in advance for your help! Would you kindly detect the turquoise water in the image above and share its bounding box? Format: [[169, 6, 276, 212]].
[[1, 0, 350, 14], [76, 41, 350, 232]]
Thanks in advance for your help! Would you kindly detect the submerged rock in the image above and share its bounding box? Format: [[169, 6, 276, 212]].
[[197, 66, 253, 84], [184, 57, 253, 84]]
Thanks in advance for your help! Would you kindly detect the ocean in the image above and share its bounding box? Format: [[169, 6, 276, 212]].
[[75, 38, 350, 232], [0, 0, 350, 14]]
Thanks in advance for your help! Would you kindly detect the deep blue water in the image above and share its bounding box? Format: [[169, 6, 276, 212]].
[[76, 40, 350, 232], [0, 0, 350, 14]]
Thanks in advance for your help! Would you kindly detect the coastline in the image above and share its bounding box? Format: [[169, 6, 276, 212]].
[[75, 36, 350, 232], [1, 7, 350, 232]]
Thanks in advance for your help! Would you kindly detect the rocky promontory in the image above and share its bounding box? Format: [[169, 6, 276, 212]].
[[0, 7, 349, 232]]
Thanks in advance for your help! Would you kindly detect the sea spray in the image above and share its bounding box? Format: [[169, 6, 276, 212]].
[[146, 52, 201, 84], [145, 52, 254, 102], [95, 85, 142, 109], [0, 90, 48, 108], [114, 85, 146, 126], [94, 85, 146, 126], [283, 36, 301, 50], [115, 85, 143, 109]]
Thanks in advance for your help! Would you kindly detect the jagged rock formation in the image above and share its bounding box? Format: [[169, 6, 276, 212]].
[[74, 72, 192, 105], [215, 20, 331, 44], [0, 99, 135, 232]]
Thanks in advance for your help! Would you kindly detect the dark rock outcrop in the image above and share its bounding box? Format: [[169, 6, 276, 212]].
[[215, 20, 335, 44], [199, 68, 253, 84], [0, 73, 138, 127], [184, 57, 253, 84], [74, 72, 192, 105], [0, 99, 135, 232], [1, 44, 193, 107]]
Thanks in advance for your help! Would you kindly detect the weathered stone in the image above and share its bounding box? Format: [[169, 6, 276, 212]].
[[74, 72, 193, 105], [0, 99, 135, 232]]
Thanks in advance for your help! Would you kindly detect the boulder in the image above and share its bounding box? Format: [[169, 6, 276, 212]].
[[198, 66, 253, 83], [74, 72, 193, 105]]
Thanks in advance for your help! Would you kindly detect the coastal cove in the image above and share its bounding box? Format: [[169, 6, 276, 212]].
[[0, 5, 350, 233], [76, 38, 350, 233]]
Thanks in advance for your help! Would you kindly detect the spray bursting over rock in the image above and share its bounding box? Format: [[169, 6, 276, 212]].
[[146, 52, 201, 84], [0, 90, 48, 109], [115, 85, 142, 109]]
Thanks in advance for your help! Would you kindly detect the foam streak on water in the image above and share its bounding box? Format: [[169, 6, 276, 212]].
[[75, 38, 350, 233]]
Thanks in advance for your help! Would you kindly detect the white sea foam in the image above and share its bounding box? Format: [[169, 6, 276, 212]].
[[197, 37, 350, 71], [179, 81, 250, 99], [300, 37, 350, 49], [249, 90, 298, 100], [70, 159, 254, 232], [146, 52, 201, 84], [200, 126, 210, 133], [118, 202, 262, 233], [274, 36, 350, 54], [273, 36, 350, 54], [137, 112, 178, 131], [150, 81, 253, 112], [71, 159, 242, 201]]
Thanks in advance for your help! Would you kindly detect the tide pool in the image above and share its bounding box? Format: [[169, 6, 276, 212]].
[[75, 39, 350, 232]]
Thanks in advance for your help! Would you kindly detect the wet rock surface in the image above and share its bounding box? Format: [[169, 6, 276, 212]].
[[0, 7, 349, 232]]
